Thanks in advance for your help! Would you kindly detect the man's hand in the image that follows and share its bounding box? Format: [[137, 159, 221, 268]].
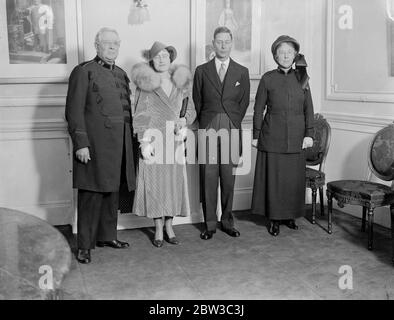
[[76, 147, 91, 164], [252, 139, 258, 148], [302, 137, 314, 149]]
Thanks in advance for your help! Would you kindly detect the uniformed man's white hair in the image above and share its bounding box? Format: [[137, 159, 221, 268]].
[[94, 27, 119, 46]]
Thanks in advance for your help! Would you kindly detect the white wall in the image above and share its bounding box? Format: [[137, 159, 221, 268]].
[[79, 0, 198, 229], [320, 0, 394, 228], [1, 0, 392, 231], [0, 0, 324, 228]]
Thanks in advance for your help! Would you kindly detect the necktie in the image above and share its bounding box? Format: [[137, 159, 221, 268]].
[[218, 63, 226, 83]]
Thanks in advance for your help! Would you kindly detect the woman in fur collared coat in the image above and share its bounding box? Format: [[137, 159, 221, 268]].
[[131, 42, 196, 247]]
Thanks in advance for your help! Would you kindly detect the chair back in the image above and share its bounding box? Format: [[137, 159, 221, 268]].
[[368, 122, 394, 181], [305, 113, 331, 171]]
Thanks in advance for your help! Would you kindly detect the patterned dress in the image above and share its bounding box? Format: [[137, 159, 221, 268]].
[[132, 69, 196, 218]]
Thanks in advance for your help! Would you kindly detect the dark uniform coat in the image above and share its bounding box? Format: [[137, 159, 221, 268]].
[[65, 57, 136, 193], [253, 68, 314, 153]]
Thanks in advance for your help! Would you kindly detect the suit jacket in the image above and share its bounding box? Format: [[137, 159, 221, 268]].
[[65, 57, 136, 192], [193, 58, 250, 129], [253, 68, 314, 154]]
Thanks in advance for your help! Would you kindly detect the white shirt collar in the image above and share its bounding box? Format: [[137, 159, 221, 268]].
[[215, 57, 230, 73]]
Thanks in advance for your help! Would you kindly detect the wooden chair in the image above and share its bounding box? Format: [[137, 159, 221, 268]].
[[305, 113, 331, 224], [326, 123, 394, 265]]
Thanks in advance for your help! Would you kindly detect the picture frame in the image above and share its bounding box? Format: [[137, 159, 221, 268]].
[[191, 0, 263, 79], [326, 0, 394, 103], [0, 0, 80, 84]]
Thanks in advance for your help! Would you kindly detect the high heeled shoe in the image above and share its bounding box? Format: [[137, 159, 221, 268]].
[[166, 236, 179, 245], [152, 239, 164, 247], [164, 226, 179, 244]]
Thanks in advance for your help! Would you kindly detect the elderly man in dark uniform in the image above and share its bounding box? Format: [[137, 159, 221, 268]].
[[65, 27, 136, 264], [193, 26, 250, 240]]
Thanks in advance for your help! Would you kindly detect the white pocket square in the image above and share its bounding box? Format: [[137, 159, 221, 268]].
[[235, 81, 241, 87]]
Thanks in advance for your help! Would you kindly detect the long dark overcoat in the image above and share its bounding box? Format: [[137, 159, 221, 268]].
[[253, 68, 314, 153], [65, 58, 136, 193]]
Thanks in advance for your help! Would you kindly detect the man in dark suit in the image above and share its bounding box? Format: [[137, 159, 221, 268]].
[[65, 27, 136, 264], [193, 26, 250, 240]]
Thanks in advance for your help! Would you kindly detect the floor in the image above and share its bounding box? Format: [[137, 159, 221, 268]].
[[0, 208, 72, 300], [58, 207, 394, 300]]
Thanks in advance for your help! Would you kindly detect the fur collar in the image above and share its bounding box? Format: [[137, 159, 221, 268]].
[[130, 63, 192, 92]]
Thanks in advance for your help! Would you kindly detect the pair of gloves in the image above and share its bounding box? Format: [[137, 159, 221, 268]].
[[251, 137, 314, 149], [140, 118, 187, 160]]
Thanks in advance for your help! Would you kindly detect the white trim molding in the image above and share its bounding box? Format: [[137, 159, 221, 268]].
[[5, 201, 75, 226], [322, 111, 393, 134], [0, 119, 67, 133], [323, 111, 393, 127], [0, 96, 66, 108], [326, 0, 394, 103], [7, 200, 73, 211], [0, 119, 68, 141]]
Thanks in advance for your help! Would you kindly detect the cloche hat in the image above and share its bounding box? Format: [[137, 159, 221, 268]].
[[143, 41, 177, 62]]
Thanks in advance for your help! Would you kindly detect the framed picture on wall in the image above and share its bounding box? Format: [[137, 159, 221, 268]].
[[327, 0, 394, 102], [0, 0, 80, 83], [191, 0, 263, 79]]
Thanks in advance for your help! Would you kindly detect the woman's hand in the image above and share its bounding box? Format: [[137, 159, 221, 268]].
[[174, 117, 187, 133], [302, 137, 313, 149], [177, 127, 188, 141], [252, 139, 258, 148], [177, 117, 187, 127], [140, 142, 154, 160]]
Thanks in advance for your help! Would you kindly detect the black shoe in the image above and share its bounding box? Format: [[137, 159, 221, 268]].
[[76, 249, 91, 264], [152, 239, 164, 247], [283, 219, 299, 230], [200, 230, 215, 240], [96, 239, 130, 249], [165, 236, 179, 245], [269, 221, 280, 236], [222, 227, 240, 237]]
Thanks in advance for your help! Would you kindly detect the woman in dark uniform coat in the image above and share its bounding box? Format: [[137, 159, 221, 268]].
[[251, 35, 314, 236]]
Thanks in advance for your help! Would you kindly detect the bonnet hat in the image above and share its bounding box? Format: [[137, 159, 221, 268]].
[[271, 35, 310, 89], [271, 35, 300, 56], [143, 41, 177, 62]]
